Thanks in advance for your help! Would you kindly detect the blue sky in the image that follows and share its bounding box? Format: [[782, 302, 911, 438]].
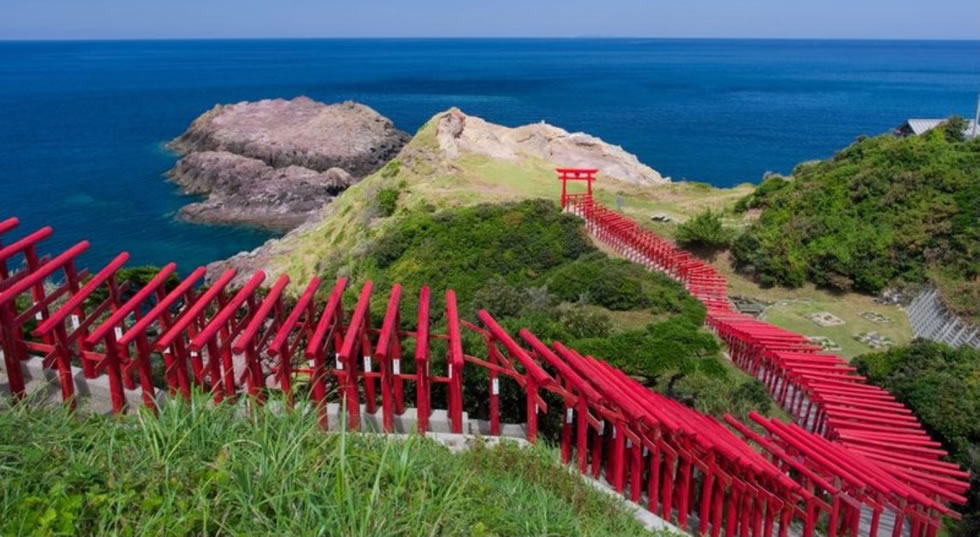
[[2, 0, 978, 40]]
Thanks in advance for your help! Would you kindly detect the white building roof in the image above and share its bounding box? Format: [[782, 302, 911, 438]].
[[904, 118, 979, 137]]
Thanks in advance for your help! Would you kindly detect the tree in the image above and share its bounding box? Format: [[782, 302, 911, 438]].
[[675, 209, 735, 249], [853, 340, 980, 536], [731, 121, 980, 318]]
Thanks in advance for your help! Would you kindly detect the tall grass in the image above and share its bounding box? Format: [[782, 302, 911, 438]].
[[0, 394, 663, 536]]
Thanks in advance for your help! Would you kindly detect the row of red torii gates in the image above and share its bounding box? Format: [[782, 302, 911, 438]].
[[0, 169, 969, 537], [560, 170, 969, 537]]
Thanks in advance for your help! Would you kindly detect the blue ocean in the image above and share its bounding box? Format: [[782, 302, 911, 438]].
[[0, 39, 977, 270]]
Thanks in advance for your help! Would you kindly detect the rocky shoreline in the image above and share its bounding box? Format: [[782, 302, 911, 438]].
[[167, 97, 409, 230], [169, 151, 354, 231]]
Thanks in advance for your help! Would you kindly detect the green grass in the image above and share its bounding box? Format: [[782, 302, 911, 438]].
[[0, 394, 668, 537], [705, 252, 914, 360]]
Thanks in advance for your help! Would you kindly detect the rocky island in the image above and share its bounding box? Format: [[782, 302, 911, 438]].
[[167, 97, 410, 230]]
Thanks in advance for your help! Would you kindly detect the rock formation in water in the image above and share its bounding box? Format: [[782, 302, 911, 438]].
[[168, 97, 409, 230], [170, 151, 354, 231]]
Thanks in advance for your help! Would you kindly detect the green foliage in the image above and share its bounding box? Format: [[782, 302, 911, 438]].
[[380, 159, 401, 179], [363, 200, 595, 313], [560, 307, 612, 339], [732, 121, 980, 317], [344, 200, 771, 426], [0, 394, 657, 537], [377, 187, 400, 217], [734, 175, 789, 212], [943, 115, 969, 143], [674, 209, 736, 249], [853, 341, 980, 536], [548, 255, 655, 310], [571, 317, 718, 377], [85, 265, 180, 307]]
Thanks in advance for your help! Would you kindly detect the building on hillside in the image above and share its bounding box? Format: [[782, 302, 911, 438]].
[[894, 118, 979, 138]]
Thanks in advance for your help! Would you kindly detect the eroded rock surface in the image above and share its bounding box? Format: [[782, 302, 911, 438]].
[[168, 97, 408, 229], [170, 151, 354, 231], [436, 108, 667, 185]]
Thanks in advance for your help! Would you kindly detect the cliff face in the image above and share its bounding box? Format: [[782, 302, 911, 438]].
[[168, 97, 409, 230], [436, 109, 667, 185], [170, 151, 353, 231]]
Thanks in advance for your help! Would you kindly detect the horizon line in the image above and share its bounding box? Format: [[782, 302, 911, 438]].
[[1, 35, 978, 43]]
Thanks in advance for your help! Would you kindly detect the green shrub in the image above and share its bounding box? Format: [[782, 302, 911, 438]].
[[731, 121, 980, 316], [853, 341, 980, 537], [547, 256, 654, 311], [734, 175, 789, 212], [942, 116, 969, 142], [570, 317, 720, 382], [377, 187, 400, 217], [560, 307, 612, 339], [675, 209, 735, 249], [471, 275, 527, 318]]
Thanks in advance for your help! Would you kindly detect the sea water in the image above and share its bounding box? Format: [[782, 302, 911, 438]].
[[0, 39, 976, 269]]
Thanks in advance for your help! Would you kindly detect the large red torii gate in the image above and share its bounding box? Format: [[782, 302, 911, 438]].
[[557, 168, 598, 208]]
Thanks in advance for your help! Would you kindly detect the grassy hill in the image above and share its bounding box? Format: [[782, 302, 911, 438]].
[[265, 110, 753, 286], [249, 110, 779, 423], [731, 119, 980, 322], [0, 396, 669, 537], [330, 199, 777, 427]]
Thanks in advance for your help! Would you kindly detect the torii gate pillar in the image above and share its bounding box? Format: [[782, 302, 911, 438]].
[[557, 168, 598, 208]]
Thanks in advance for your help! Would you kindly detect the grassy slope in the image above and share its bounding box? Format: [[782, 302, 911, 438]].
[[0, 396, 669, 537], [272, 108, 899, 364], [597, 188, 914, 361], [731, 125, 980, 323], [269, 111, 753, 286]]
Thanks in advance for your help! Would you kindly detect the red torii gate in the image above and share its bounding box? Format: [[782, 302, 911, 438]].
[[563, 191, 970, 536], [557, 168, 598, 208]]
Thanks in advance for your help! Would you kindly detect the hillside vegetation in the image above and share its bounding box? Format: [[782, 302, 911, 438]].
[[853, 341, 980, 537], [0, 396, 662, 537], [731, 119, 980, 320], [263, 109, 752, 286], [335, 200, 773, 427]]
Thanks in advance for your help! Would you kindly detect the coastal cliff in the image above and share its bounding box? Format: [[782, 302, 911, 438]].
[[436, 109, 666, 185], [168, 97, 409, 230], [170, 151, 354, 231], [207, 108, 670, 285]]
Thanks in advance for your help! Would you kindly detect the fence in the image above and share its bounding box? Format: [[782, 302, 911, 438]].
[[906, 288, 980, 350]]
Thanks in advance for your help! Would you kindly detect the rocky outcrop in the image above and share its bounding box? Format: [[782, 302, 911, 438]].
[[168, 97, 408, 230], [172, 97, 410, 176], [436, 109, 667, 185], [170, 151, 353, 231]]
